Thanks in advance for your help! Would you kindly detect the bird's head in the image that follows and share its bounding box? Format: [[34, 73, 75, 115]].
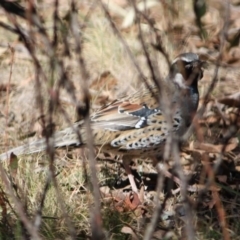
[[169, 52, 204, 89]]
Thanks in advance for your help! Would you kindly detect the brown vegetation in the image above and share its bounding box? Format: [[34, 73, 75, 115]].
[[0, 0, 240, 239]]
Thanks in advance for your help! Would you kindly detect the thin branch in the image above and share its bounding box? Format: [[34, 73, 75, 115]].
[[70, 1, 105, 239], [0, 165, 41, 239]]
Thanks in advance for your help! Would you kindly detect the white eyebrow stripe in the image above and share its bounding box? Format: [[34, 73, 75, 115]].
[[172, 54, 199, 64], [181, 55, 199, 62]]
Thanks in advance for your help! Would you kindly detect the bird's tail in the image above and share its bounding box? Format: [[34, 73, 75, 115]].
[[0, 122, 84, 161]]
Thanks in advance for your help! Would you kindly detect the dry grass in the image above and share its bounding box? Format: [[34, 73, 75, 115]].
[[0, 0, 240, 239]]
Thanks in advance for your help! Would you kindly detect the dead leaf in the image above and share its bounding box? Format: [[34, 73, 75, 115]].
[[90, 71, 118, 106], [218, 92, 240, 108], [100, 187, 141, 211], [226, 28, 240, 49], [121, 0, 160, 29], [90, 71, 118, 90], [216, 175, 227, 183], [102, 0, 127, 18], [121, 192, 141, 210], [190, 138, 239, 153], [121, 226, 138, 239]]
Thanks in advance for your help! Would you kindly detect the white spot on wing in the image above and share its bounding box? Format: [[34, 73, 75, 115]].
[[135, 117, 146, 128]]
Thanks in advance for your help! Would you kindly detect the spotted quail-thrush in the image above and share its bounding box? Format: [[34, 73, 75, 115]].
[[0, 52, 204, 193]]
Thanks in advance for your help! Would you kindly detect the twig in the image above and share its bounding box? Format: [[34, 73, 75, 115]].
[[70, 1, 105, 239], [193, 1, 231, 239], [98, 0, 156, 97], [0, 164, 41, 239], [143, 163, 166, 240], [3, 3, 78, 238], [4, 45, 15, 151]]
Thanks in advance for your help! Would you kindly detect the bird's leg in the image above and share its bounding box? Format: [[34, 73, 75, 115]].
[[122, 156, 139, 193]]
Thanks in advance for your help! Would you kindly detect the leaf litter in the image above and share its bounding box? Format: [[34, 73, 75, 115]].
[[1, 0, 240, 238]]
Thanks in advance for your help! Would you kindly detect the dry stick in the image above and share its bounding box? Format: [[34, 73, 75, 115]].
[[99, 2, 174, 188], [0, 21, 19, 34], [134, 5, 171, 67], [131, 0, 176, 159], [130, 0, 173, 159], [4, 45, 14, 151], [33, 175, 51, 230], [127, 1, 173, 238], [0, 0, 26, 19], [45, 141, 78, 240], [197, 152, 231, 238], [21, 0, 84, 148], [176, 2, 230, 240], [133, 1, 192, 238], [131, 0, 163, 91], [98, 0, 156, 98], [133, 1, 214, 238], [176, 1, 232, 238], [194, 1, 231, 240], [0, 2, 80, 238], [168, 77, 200, 238], [9, 0, 46, 205], [2, 45, 29, 235], [173, 141, 195, 239], [5, 5, 77, 239], [27, 1, 77, 238], [98, 3, 171, 221], [0, 166, 41, 240], [70, 2, 104, 239], [32, 169, 60, 229], [6, 12, 47, 130], [52, 0, 59, 47], [197, 0, 229, 111], [0, 184, 21, 224], [13, 0, 83, 151], [143, 163, 166, 240], [138, 10, 185, 240], [0, 13, 46, 238], [134, 7, 169, 233], [100, 1, 182, 238], [0, 186, 9, 230]]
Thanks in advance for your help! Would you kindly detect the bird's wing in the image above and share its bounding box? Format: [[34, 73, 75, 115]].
[[90, 94, 160, 130], [90, 86, 181, 132]]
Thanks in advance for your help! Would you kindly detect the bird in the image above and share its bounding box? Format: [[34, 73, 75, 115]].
[[0, 52, 204, 193]]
